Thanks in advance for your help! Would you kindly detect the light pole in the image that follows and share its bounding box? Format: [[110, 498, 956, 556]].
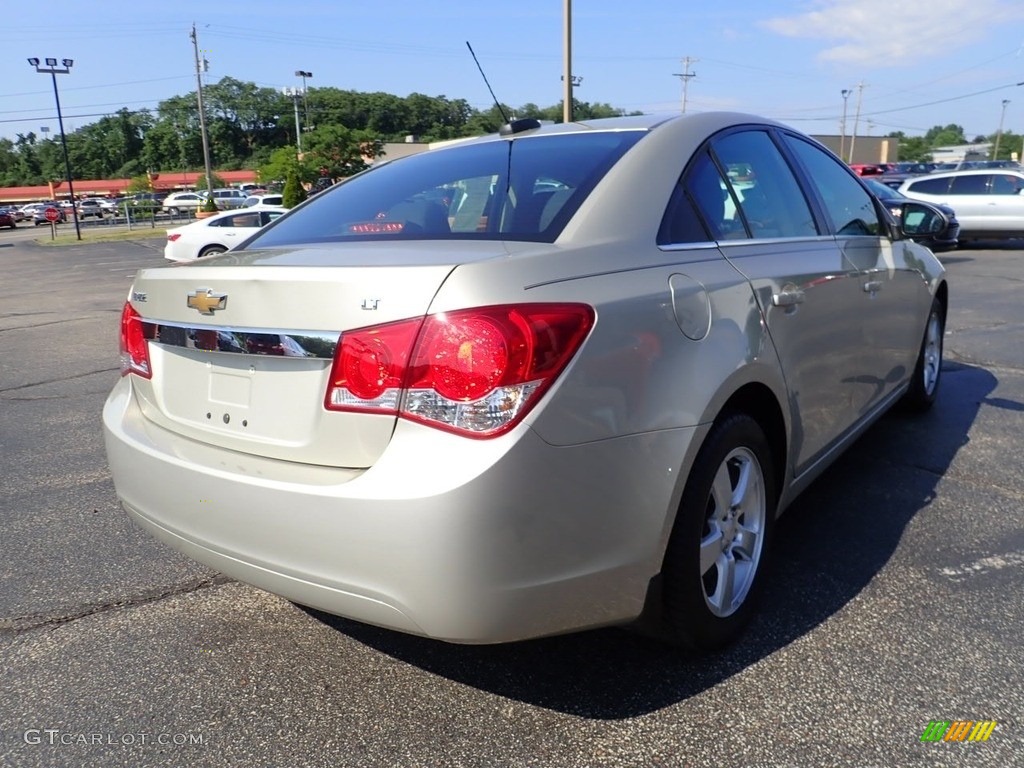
[[840, 89, 851, 162], [993, 99, 1010, 160], [190, 24, 215, 199], [27, 57, 81, 240], [294, 70, 312, 132], [282, 88, 303, 154]]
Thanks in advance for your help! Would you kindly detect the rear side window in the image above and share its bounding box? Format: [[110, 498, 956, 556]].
[[658, 150, 726, 244], [948, 175, 989, 194], [660, 129, 818, 244], [246, 132, 644, 247], [906, 176, 951, 195]]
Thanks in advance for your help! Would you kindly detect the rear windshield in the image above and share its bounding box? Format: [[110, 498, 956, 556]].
[[244, 131, 645, 247]]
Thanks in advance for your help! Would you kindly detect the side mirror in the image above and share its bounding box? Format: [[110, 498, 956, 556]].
[[899, 202, 944, 237]]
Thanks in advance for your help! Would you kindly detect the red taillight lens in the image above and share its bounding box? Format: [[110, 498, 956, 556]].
[[325, 304, 594, 437], [119, 301, 153, 378], [413, 314, 514, 401], [325, 317, 422, 411], [167, 233, 182, 242]]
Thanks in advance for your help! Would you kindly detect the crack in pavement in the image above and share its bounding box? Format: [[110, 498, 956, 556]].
[[0, 367, 119, 395], [0, 313, 119, 335], [0, 575, 234, 635], [944, 350, 1024, 375]]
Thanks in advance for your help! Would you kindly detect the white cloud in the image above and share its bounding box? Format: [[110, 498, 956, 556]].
[[761, 0, 1023, 67]]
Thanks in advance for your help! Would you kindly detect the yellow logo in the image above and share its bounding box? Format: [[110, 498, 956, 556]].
[[186, 289, 227, 315]]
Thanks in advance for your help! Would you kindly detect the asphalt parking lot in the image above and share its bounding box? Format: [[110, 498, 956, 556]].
[[1, 236, 1021, 767]]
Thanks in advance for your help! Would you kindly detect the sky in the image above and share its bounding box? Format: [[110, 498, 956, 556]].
[[3, 0, 1024, 147]]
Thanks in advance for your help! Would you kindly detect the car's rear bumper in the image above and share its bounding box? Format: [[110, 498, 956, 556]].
[[103, 377, 697, 643]]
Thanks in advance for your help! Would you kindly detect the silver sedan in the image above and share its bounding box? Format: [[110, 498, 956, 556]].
[[103, 112, 948, 651]]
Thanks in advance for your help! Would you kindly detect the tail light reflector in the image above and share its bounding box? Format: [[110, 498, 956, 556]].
[[119, 301, 153, 378], [326, 304, 594, 437], [167, 233, 182, 242]]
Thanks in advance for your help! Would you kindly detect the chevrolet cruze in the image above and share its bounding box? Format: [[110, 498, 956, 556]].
[[103, 113, 948, 650]]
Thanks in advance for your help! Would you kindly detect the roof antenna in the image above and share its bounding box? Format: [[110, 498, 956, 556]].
[[465, 41, 541, 136]]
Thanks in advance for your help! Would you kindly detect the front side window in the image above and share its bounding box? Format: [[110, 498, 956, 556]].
[[989, 174, 1024, 194], [246, 132, 644, 248], [782, 133, 882, 236]]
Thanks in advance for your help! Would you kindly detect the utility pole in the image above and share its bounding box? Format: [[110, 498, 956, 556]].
[[190, 23, 215, 196], [562, 0, 573, 123], [839, 89, 851, 162], [848, 81, 866, 164], [282, 88, 303, 154], [993, 99, 1010, 160], [673, 57, 698, 114]]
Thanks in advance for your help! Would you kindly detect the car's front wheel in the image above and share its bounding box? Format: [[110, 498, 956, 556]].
[[902, 297, 944, 412], [661, 413, 776, 651]]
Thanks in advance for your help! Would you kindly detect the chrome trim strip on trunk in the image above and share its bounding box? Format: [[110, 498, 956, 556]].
[[145, 320, 338, 359]]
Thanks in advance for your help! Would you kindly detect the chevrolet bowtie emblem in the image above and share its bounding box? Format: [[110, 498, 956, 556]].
[[187, 288, 228, 315]]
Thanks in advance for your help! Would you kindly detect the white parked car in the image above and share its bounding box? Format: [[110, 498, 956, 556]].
[[163, 207, 287, 261], [162, 192, 206, 214], [898, 168, 1024, 241]]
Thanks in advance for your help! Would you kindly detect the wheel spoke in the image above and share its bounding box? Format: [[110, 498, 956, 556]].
[[700, 525, 723, 575], [710, 552, 737, 612], [732, 456, 752, 509], [733, 523, 759, 560], [711, 463, 733, 518]]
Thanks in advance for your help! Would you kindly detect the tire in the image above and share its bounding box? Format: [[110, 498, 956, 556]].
[[167, 207, 179, 215], [198, 245, 227, 258], [902, 297, 944, 412], [661, 413, 776, 651]]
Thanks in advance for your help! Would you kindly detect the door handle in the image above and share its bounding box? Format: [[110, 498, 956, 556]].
[[772, 289, 805, 307], [863, 280, 883, 294]]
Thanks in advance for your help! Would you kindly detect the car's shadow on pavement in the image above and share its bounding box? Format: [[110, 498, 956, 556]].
[[307, 361, 998, 719]]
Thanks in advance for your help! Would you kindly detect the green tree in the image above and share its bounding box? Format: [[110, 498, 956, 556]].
[[282, 165, 307, 208], [259, 147, 312, 190], [302, 124, 383, 179], [924, 124, 967, 147], [192, 172, 228, 192]]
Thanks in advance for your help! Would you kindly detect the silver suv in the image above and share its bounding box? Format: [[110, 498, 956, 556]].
[[899, 169, 1024, 241], [206, 188, 248, 210]]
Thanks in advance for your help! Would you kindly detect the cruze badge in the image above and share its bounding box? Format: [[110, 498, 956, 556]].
[[187, 288, 228, 315]]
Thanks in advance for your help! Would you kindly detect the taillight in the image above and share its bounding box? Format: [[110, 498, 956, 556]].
[[167, 233, 182, 242], [119, 301, 153, 378], [325, 304, 594, 437]]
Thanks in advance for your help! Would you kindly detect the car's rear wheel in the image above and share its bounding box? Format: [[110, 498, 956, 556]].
[[902, 297, 944, 412], [167, 207, 179, 215], [198, 245, 227, 258], [662, 413, 776, 651]]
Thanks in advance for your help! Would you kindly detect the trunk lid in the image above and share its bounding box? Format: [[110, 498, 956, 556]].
[[127, 242, 508, 467]]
